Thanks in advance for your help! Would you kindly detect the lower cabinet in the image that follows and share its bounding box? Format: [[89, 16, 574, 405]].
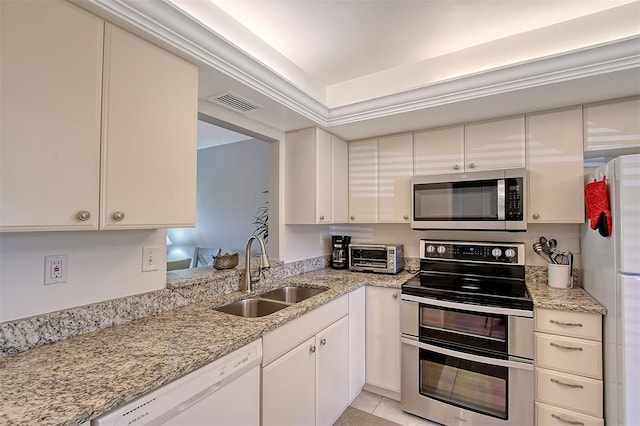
[[349, 287, 366, 402], [365, 286, 401, 399], [534, 308, 604, 425], [262, 295, 350, 426]]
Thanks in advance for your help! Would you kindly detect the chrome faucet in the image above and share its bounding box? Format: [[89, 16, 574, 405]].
[[243, 235, 270, 292]]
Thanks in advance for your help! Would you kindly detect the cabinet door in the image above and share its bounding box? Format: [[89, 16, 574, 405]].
[[366, 286, 401, 394], [414, 126, 464, 175], [285, 127, 333, 224], [378, 134, 413, 223], [316, 129, 333, 223], [527, 107, 584, 223], [332, 135, 349, 223], [349, 287, 366, 402], [465, 116, 526, 171], [316, 316, 350, 426], [584, 97, 640, 152], [262, 336, 316, 426], [0, 0, 103, 231], [349, 139, 378, 223], [101, 24, 197, 229]]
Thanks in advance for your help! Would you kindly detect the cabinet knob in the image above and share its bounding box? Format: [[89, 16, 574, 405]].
[[468, 162, 476, 169], [113, 211, 125, 222], [453, 164, 460, 170], [76, 210, 91, 221], [309, 345, 316, 353], [320, 338, 326, 346], [350, 216, 355, 220], [392, 293, 398, 299], [319, 215, 325, 221], [403, 215, 409, 220], [532, 213, 540, 220]]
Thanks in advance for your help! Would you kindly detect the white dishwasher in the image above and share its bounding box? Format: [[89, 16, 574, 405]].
[[92, 339, 262, 426]]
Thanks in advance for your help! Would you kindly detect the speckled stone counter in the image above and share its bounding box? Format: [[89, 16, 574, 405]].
[[0, 268, 413, 426], [525, 266, 606, 315], [0, 263, 607, 425]]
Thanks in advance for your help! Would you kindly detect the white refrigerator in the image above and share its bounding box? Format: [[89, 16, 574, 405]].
[[582, 154, 640, 426]]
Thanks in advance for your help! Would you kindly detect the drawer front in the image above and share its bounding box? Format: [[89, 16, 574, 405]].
[[535, 334, 602, 379], [536, 402, 603, 426], [535, 367, 603, 417], [535, 308, 601, 341]]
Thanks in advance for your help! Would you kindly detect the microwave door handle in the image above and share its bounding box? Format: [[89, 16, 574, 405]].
[[497, 179, 505, 220], [400, 337, 533, 371]]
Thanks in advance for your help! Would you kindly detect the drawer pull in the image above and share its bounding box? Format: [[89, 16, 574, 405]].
[[550, 319, 583, 327], [550, 342, 583, 351], [551, 413, 585, 425], [550, 378, 584, 389]]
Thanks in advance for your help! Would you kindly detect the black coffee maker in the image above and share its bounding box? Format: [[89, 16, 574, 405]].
[[331, 235, 351, 269]]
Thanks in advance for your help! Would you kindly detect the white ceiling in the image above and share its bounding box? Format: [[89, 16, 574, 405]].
[[209, 0, 636, 87], [84, 0, 640, 141]]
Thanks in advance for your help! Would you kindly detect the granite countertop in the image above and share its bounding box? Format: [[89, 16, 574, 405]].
[[0, 269, 412, 426], [525, 266, 607, 315], [0, 266, 606, 425]]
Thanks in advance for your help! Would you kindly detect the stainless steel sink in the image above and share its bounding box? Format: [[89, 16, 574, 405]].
[[259, 286, 327, 303], [214, 298, 289, 318]]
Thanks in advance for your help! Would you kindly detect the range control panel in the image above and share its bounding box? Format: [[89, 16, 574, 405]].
[[419, 240, 525, 265]]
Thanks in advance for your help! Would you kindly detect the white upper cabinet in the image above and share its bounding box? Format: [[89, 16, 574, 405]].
[[378, 133, 413, 223], [584, 97, 640, 152], [465, 116, 526, 171], [349, 138, 378, 223], [101, 24, 198, 229], [414, 125, 464, 175], [332, 135, 349, 223], [0, 0, 104, 231], [285, 128, 348, 224], [527, 107, 585, 223], [0, 2, 197, 232]]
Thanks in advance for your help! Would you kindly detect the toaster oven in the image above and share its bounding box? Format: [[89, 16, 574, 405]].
[[349, 244, 404, 274]]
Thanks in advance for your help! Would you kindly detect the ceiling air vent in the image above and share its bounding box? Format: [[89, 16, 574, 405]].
[[206, 92, 264, 113]]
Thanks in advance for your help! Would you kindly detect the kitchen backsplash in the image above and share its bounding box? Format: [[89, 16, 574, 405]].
[[0, 255, 330, 355]]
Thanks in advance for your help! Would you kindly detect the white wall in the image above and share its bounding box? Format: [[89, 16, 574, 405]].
[[0, 230, 166, 322], [278, 222, 582, 266], [167, 138, 269, 263], [327, 222, 582, 267]]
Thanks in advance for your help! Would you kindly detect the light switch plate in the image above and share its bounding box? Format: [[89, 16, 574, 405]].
[[142, 246, 160, 272]]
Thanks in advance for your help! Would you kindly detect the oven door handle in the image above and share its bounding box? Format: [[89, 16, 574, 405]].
[[401, 294, 533, 318], [401, 337, 533, 371]]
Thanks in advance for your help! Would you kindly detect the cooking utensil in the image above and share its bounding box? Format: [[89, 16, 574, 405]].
[[533, 242, 552, 263], [538, 236, 554, 262], [551, 249, 568, 265]]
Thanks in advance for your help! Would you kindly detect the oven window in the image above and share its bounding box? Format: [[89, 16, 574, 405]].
[[420, 305, 507, 353], [420, 349, 508, 419]]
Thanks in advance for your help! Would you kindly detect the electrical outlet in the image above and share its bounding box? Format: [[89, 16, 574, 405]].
[[142, 246, 160, 272], [45, 255, 67, 285]]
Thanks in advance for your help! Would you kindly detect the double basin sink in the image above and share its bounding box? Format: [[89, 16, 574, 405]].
[[214, 286, 328, 318]]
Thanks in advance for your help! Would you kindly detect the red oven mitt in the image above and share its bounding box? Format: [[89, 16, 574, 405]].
[[584, 177, 612, 237]]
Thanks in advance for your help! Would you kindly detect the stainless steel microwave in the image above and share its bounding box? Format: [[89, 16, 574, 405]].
[[410, 168, 527, 231]]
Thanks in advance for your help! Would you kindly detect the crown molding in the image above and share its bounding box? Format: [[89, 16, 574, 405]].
[[73, 0, 640, 129], [327, 36, 640, 126]]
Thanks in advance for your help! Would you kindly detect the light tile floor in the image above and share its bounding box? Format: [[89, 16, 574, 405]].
[[348, 390, 440, 426]]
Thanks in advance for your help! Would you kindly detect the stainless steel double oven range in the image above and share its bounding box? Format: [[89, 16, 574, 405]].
[[401, 240, 534, 426]]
